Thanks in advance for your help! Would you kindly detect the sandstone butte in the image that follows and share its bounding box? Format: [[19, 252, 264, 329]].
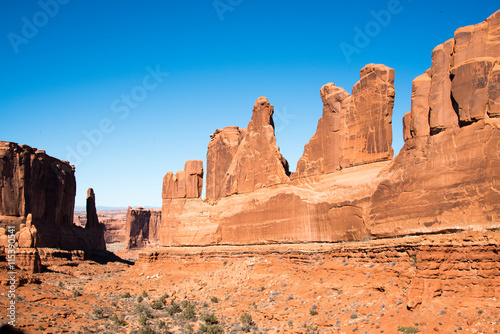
[[0, 142, 106, 255], [158, 9, 499, 246]]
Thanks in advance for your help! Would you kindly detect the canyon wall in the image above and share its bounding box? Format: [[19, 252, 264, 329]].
[[160, 64, 396, 246], [125, 207, 161, 249], [369, 10, 500, 237], [293, 64, 395, 178], [0, 142, 106, 250], [158, 10, 500, 247]]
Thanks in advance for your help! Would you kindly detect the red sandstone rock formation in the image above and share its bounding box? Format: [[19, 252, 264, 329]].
[[294, 64, 395, 178], [369, 10, 500, 237], [85, 188, 99, 229], [0, 142, 106, 250], [125, 207, 161, 249], [160, 10, 499, 247], [0, 142, 75, 227], [162, 160, 203, 199], [206, 97, 290, 202]]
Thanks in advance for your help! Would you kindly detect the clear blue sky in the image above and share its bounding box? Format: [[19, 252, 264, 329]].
[[1, 1, 498, 208]]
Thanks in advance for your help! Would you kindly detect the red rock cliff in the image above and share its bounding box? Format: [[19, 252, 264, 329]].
[[0, 142, 106, 250], [294, 64, 395, 178]]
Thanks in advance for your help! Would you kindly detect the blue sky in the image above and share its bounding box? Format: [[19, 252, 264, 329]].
[[1, 1, 498, 208]]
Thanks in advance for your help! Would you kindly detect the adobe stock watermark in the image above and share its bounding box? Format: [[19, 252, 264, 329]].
[[213, 0, 242, 21], [339, 0, 410, 63], [6, 226, 17, 326], [7, 0, 71, 54], [65, 65, 169, 166], [274, 106, 296, 134]]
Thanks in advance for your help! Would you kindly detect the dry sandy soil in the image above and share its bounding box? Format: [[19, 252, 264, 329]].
[[1, 231, 499, 334]]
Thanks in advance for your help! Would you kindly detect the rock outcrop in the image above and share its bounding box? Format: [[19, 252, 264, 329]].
[[206, 97, 290, 202], [294, 64, 395, 178], [162, 160, 203, 199], [0, 142, 75, 227], [85, 188, 99, 229], [0, 142, 106, 250], [159, 10, 500, 247], [370, 10, 500, 237], [125, 207, 161, 249]]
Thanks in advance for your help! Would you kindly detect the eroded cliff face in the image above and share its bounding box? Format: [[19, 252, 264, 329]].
[[0, 142, 106, 251], [125, 207, 161, 249], [0, 142, 75, 226], [158, 11, 500, 247], [294, 64, 395, 178], [206, 97, 290, 203], [370, 10, 500, 237]]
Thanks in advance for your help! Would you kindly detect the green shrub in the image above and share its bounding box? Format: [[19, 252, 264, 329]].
[[210, 296, 219, 303], [309, 308, 318, 316], [92, 307, 104, 319], [397, 326, 420, 334], [180, 301, 197, 321], [111, 313, 126, 326], [122, 292, 131, 299], [240, 313, 252, 324], [167, 301, 182, 315], [142, 291, 148, 298], [151, 299, 164, 310], [138, 296, 144, 303]]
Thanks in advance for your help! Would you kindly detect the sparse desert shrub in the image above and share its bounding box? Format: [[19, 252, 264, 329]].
[[122, 292, 131, 299], [73, 289, 81, 298], [137, 324, 157, 334], [257, 286, 265, 292], [151, 299, 163, 310], [167, 301, 182, 315], [180, 301, 197, 321], [239, 313, 255, 332], [142, 291, 148, 298], [210, 296, 219, 303], [138, 296, 144, 303], [397, 326, 420, 333], [350, 313, 358, 319], [309, 308, 318, 316], [92, 307, 104, 319], [240, 313, 252, 324], [199, 313, 224, 333], [111, 313, 126, 326]]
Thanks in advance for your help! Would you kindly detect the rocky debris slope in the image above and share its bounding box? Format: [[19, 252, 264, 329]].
[[1, 230, 498, 333]]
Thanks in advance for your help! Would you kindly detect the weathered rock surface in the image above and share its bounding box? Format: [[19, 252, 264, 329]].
[[0, 142, 75, 226], [125, 207, 161, 249], [160, 10, 500, 247], [206, 97, 290, 202], [0, 142, 106, 250], [378, 10, 500, 237], [294, 64, 395, 178], [162, 160, 203, 199]]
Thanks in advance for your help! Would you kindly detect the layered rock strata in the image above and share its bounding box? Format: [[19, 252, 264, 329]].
[[371, 10, 500, 237], [206, 98, 290, 202], [158, 10, 500, 247], [125, 207, 161, 249], [0, 142, 106, 250], [294, 64, 395, 178]]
